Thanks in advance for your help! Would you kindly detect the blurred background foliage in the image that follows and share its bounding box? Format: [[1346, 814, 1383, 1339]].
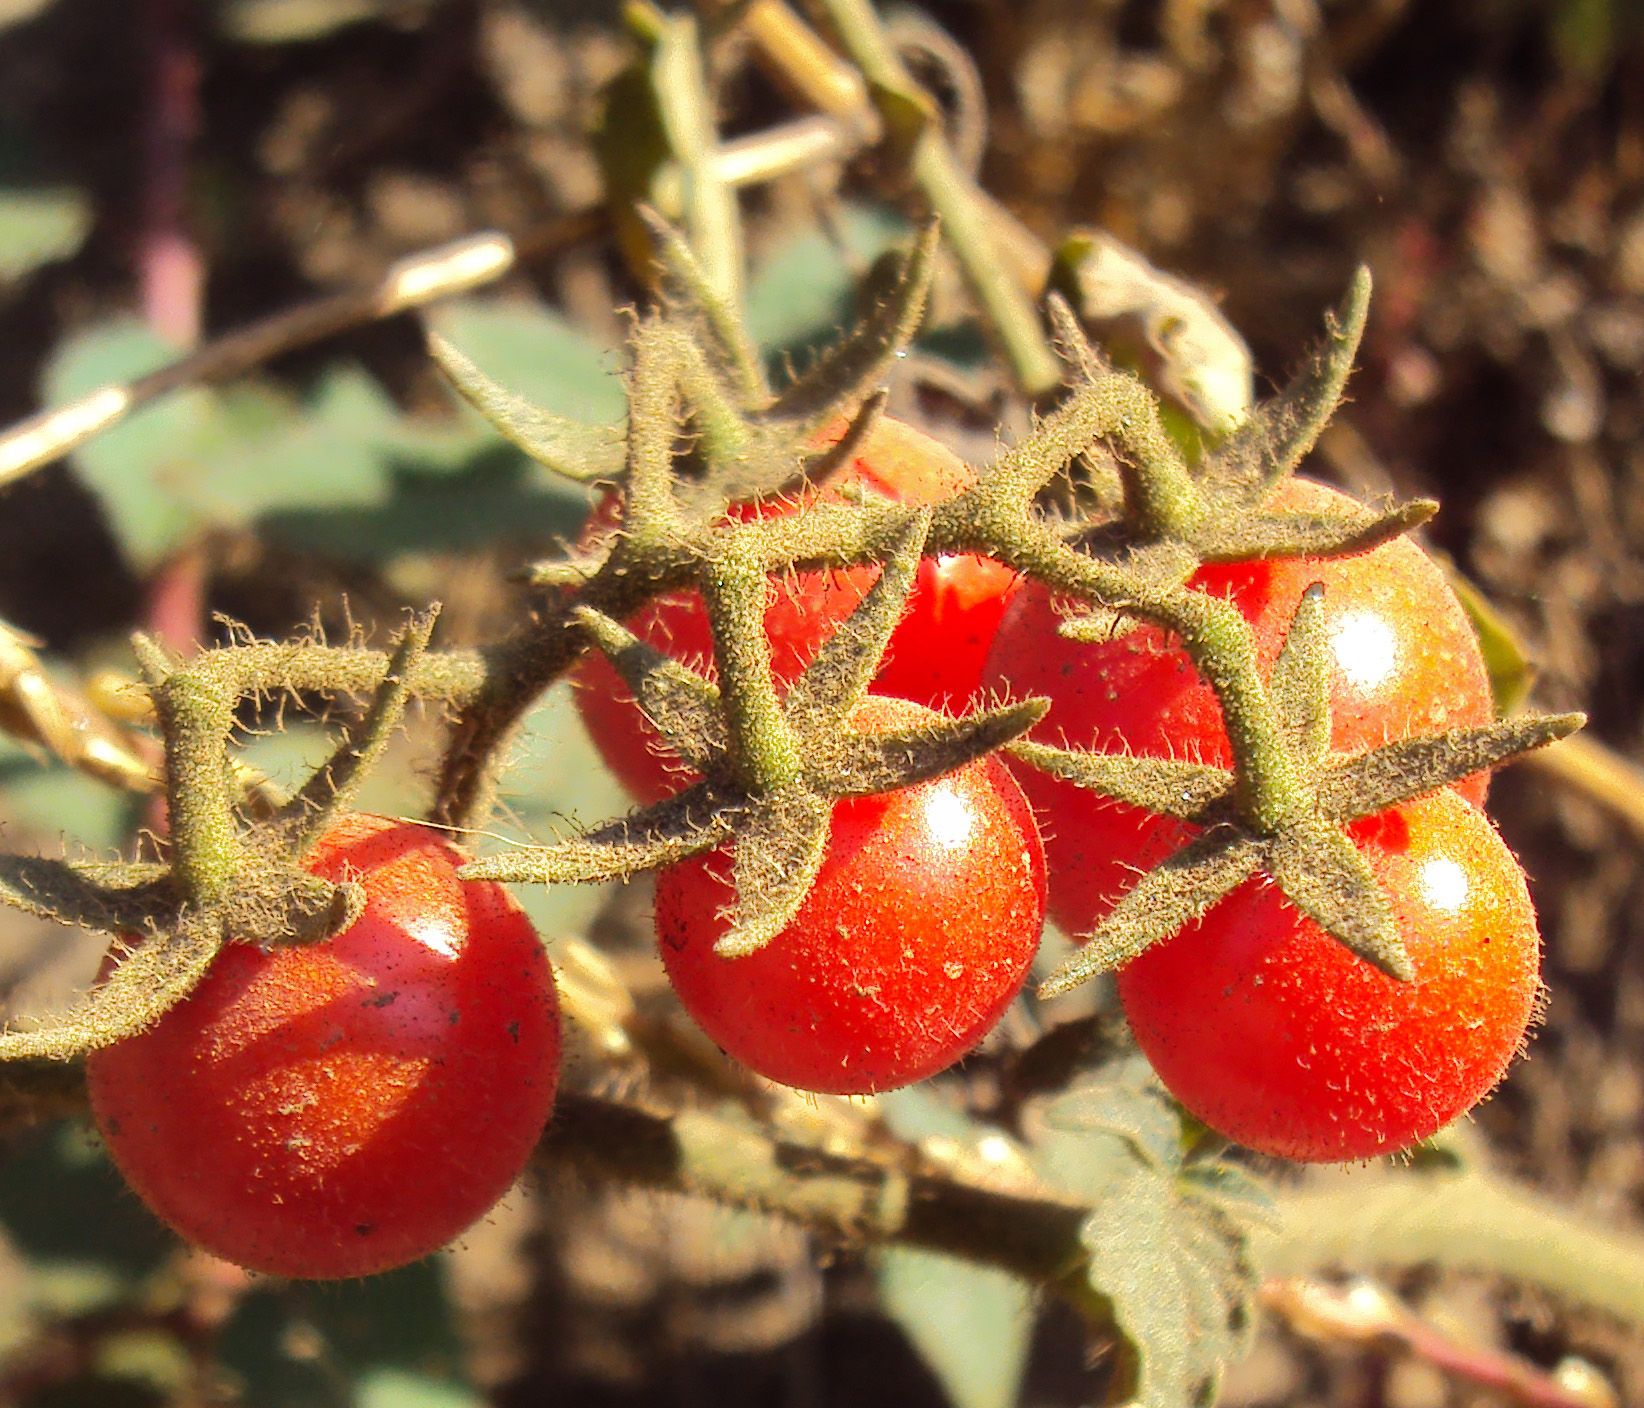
[[0, 0, 1643, 1405]]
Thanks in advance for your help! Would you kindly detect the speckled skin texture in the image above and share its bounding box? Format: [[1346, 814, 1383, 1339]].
[[655, 697, 1047, 1095], [1117, 791, 1540, 1161], [88, 814, 560, 1278]]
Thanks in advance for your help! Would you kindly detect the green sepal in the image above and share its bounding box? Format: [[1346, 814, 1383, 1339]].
[[782, 511, 929, 730], [716, 787, 833, 957], [572, 605, 727, 773], [638, 204, 766, 406], [461, 780, 743, 886], [0, 855, 175, 934], [1039, 830, 1261, 997], [764, 220, 939, 429], [1202, 266, 1371, 497], [1266, 816, 1411, 980], [0, 908, 224, 1061], [274, 608, 439, 853], [1007, 741, 1230, 820], [1265, 584, 1330, 767], [1197, 498, 1437, 564], [1316, 711, 1586, 821], [818, 700, 1049, 797], [428, 331, 626, 483]]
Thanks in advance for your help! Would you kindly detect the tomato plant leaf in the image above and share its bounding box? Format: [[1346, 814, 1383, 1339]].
[[1050, 231, 1255, 437], [1033, 1068, 1261, 1408], [1265, 817, 1411, 981], [1043, 1057, 1184, 1170], [1041, 831, 1261, 996], [1007, 740, 1232, 819], [716, 786, 832, 957]]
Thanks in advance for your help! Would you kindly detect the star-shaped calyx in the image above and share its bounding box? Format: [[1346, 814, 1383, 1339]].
[[1017, 584, 1582, 997], [1040, 269, 1438, 641], [462, 514, 1046, 957]]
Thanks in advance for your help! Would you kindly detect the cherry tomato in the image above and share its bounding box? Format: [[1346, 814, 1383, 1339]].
[[980, 477, 1495, 938], [575, 416, 1020, 803], [654, 696, 1047, 1094], [87, 814, 561, 1279], [1115, 789, 1540, 1161]]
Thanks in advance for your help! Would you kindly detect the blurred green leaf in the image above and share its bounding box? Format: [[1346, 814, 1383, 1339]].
[[1033, 1061, 1266, 1408], [44, 320, 597, 570], [0, 740, 139, 852], [874, 1250, 1032, 1408], [427, 300, 626, 427], [261, 446, 594, 563], [0, 1122, 172, 1282], [1447, 569, 1534, 716], [218, 1262, 473, 1408], [874, 1087, 1033, 1408], [0, 187, 88, 280], [356, 1369, 485, 1408]]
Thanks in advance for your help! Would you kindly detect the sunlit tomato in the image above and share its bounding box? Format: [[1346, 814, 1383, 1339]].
[[654, 696, 1046, 1094], [575, 416, 1020, 803], [87, 814, 561, 1279], [1116, 789, 1540, 1161], [980, 477, 1495, 938]]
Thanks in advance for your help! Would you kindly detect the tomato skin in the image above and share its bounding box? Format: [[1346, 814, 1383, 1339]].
[[654, 696, 1047, 1094], [980, 478, 1495, 938], [86, 814, 561, 1280], [1116, 790, 1539, 1161], [575, 417, 1021, 803]]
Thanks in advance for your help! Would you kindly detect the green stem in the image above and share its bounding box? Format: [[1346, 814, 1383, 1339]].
[[815, 0, 1060, 396], [701, 553, 803, 789], [153, 671, 240, 908]]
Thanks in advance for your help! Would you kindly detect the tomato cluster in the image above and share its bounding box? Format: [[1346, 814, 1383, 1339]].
[[577, 424, 1537, 1159], [85, 416, 1544, 1281]]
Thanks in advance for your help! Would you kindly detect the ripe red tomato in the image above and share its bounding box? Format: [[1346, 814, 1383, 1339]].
[[87, 814, 561, 1279], [654, 696, 1047, 1094], [980, 477, 1495, 938], [1115, 789, 1540, 1161], [575, 416, 1020, 803]]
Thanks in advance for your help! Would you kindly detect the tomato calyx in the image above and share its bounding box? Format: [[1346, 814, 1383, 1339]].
[[465, 515, 1046, 958], [0, 611, 462, 1064], [1028, 583, 1582, 997], [1044, 275, 1432, 644]]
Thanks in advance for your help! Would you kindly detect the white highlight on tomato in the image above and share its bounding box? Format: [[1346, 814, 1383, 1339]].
[[922, 784, 976, 850], [1418, 856, 1470, 914], [1329, 610, 1399, 693]]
